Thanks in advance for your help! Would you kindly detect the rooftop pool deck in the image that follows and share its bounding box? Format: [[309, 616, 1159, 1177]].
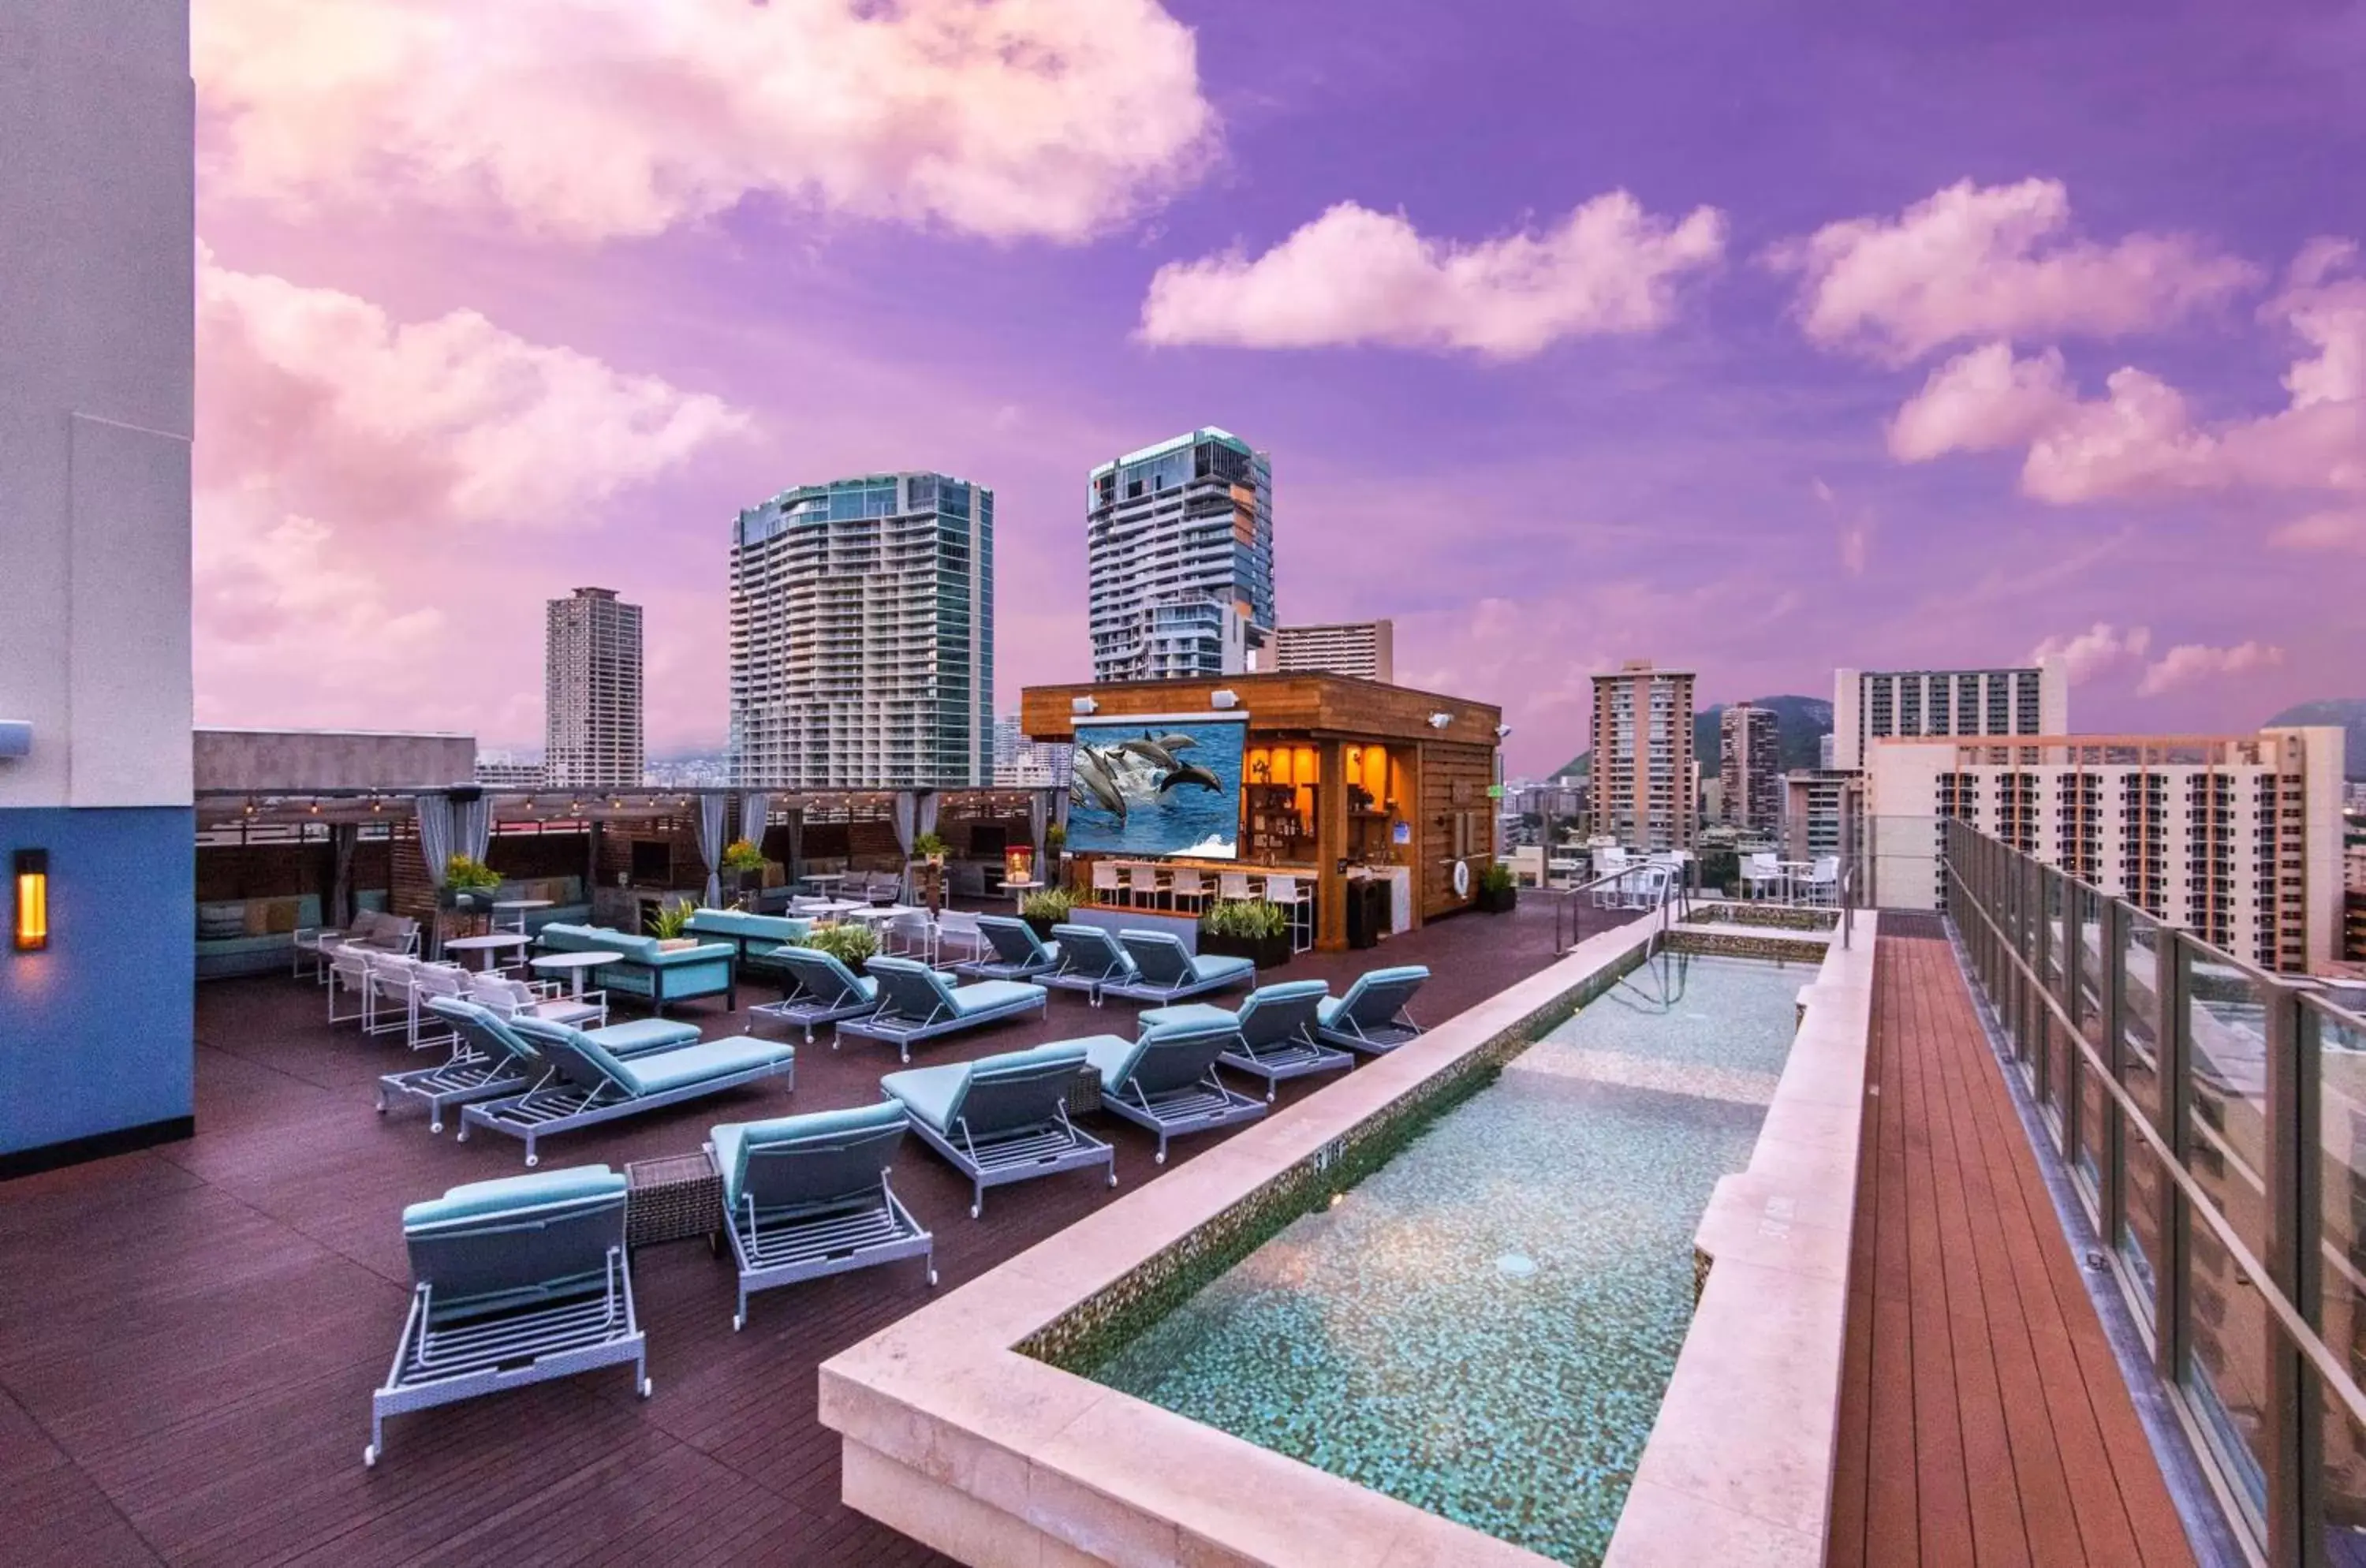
[[0, 894, 1636, 1566]]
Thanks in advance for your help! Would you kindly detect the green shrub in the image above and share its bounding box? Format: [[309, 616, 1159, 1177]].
[[1019, 887, 1075, 924], [1478, 861, 1516, 895], [799, 922, 879, 968], [720, 838, 767, 875], [646, 898, 695, 939], [1201, 898, 1289, 940], [1044, 823, 1067, 853], [912, 831, 949, 859], [444, 855, 501, 894]]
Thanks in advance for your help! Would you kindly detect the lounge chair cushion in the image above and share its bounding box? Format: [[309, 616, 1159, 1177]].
[[1077, 1032, 1151, 1087], [713, 1102, 906, 1209], [878, 1062, 972, 1133], [1137, 1002, 1237, 1032], [1050, 925, 1136, 978], [1184, 953, 1256, 987], [1315, 997, 1350, 1027], [589, 1017, 703, 1055], [949, 980, 1045, 1017], [614, 1038, 794, 1096], [403, 1166, 623, 1230]]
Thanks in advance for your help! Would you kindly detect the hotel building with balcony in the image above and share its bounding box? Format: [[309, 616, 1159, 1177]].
[[728, 472, 992, 789], [1590, 659, 1696, 851], [543, 587, 643, 790], [1272, 618, 1394, 682], [1086, 428, 1274, 682]]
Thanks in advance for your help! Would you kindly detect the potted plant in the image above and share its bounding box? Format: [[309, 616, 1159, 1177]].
[[1018, 887, 1074, 942], [441, 855, 502, 912], [720, 837, 767, 897], [646, 898, 699, 949], [912, 831, 949, 865], [1045, 823, 1067, 860], [1476, 860, 1517, 914], [1199, 898, 1292, 969], [797, 922, 879, 969]]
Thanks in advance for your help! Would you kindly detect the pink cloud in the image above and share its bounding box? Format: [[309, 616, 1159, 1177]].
[[2027, 622, 2150, 685], [2136, 640, 2287, 696], [193, 249, 748, 749], [194, 0, 1216, 245], [1886, 241, 2366, 502], [2274, 508, 2366, 551], [1774, 177, 2257, 363], [1137, 194, 1726, 359]]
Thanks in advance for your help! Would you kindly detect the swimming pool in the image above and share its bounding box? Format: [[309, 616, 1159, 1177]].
[[1083, 952, 1806, 1566]]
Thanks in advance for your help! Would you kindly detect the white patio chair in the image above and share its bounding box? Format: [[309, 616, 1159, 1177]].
[[1167, 867, 1209, 915], [1741, 853, 1782, 902], [406, 962, 473, 1050], [1092, 860, 1125, 907], [1265, 875, 1312, 953], [363, 953, 422, 1038], [1801, 856, 1841, 907], [886, 907, 939, 964], [935, 908, 985, 965], [469, 969, 608, 1029], [1218, 871, 1254, 902], [328, 943, 374, 1025]]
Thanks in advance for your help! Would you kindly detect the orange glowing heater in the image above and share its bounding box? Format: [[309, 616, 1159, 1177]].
[[14, 849, 48, 951]]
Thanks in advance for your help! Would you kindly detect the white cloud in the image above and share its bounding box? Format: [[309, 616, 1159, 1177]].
[[194, 0, 1217, 244], [1774, 177, 2257, 363], [194, 248, 746, 735], [1886, 241, 2366, 502], [2137, 640, 2286, 696], [2028, 622, 2151, 685], [1137, 193, 1726, 358], [2274, 508, 2366, 551]]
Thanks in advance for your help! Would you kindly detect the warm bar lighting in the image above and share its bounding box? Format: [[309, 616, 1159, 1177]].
[[14, 848, 48, 951]]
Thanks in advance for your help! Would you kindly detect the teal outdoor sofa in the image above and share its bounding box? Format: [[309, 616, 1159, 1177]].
[[683, 908, 814, 984], [535, 923, 737, 1015]]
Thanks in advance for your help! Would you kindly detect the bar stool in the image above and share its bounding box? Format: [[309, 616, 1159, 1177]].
[[1218, 871, 1254, 902], [1125, 863, 1166, 911], [1092, 860, 1124, 907], [1265, 875, 1312, 953], [1167, 867, 1209, 915]]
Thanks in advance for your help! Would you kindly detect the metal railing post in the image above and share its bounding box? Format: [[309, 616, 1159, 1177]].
[[2099, 898, 2127, 1258], [2156, 934, 2191, 1382], [2266, 980, 2325, 1566]]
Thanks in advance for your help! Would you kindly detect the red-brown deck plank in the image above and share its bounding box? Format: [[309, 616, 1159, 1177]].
[[0, 897, 1630, 1566], [1829, 932, 2197, 1567]]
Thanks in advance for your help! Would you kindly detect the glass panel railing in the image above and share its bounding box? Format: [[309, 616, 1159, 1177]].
[[2118, 914, 2166, 1318], [2186, 1199, 2270, 1533], [2316, 997, 2366, 1551], [2073, 884, 2107, 1207]]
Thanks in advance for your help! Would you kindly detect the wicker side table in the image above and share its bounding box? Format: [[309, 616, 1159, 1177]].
[[625, 1152, 722, 1247], [1065, 1065, 1103, 1118]]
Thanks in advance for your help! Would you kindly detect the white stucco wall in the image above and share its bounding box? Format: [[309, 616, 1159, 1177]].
[[0, 1, 195, 811]]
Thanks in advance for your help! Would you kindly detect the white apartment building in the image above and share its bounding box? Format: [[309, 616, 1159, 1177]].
[[473, 755, 545, 790], [991, 714, 1069, 789], [729, 472, 991, 789], [1273, 620, 1394, 682], [1591, 660, 1696, 852], [1719, 704, 1781, 833], [1866, 728, 2347, 973], [1087, 429, 1274, 682], [543, 588, 643, 790], [1831, 661, 2067, 770]]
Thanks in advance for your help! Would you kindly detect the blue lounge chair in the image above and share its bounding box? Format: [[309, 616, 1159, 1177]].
[[1081, 1018, 1265, 1163], [880, 1043, 1113, 1217], [461, 1017, 795, 1166], [748, 946, 882, 1043], [1044, 923, 1140, 1006], [1315, 965, 1431, 1055], [367, 1165, 646, 1466], [954, 915, 1063, 982], [388, 998, 704, 1133], [835, 957, 1048, 1064], [705, 1103, 935, 1331], [1113, 929, 1256, 1005], [1141, 979, 1350, 1102]]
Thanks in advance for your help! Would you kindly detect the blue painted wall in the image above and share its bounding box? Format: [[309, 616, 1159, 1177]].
[[0, 806, 194, 1156]]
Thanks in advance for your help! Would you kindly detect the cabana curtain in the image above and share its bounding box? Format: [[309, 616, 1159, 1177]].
[[455, 794, 491, 867], [916, 790, 938, 842], [697, 792, 726, 907], [1028, 791, 1047, 864], [415, 794, 454, 885], [891, 793, 916, 857], [329, 823, 358, 927]]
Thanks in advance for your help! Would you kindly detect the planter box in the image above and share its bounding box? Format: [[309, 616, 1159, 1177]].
[[1200, 929, 1291, 969], [1023, 913, 1063, 943], [1476, 886, 1517, 914]]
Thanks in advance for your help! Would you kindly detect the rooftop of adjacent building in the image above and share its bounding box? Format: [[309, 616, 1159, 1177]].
[[1088, 424, 1256, 478]]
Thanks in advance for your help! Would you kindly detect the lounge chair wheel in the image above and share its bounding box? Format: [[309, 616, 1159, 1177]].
[[364, 1444, 378, 1469], [1106, 1170, 1118, 1188], [375, 1102, 386, 1115], [525, 1153, 539, 1168], [640, 1377, 653, 1398], [927, 1267, 939, 1287], [733, 1312, 745, 1332], [1155, 1150, 1167, 1166], [969, 1202, 981, 1220]]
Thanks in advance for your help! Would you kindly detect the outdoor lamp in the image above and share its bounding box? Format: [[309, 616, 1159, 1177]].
[[1211, 689, 1239, 708], [14, 849, 48, 951], [1428, 712, 1453, 730]]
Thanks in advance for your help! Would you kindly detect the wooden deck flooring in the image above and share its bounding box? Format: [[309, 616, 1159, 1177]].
[[1828, 931, 2196, 1568], [0, 898, 1625, 1566]]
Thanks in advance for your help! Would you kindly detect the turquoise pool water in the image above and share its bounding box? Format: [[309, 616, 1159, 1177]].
[[1086, 953, 1806, 1566]]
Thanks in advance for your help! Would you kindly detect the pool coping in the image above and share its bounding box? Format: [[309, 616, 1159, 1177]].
[[1603, 910, 1878, 1566], [818, 912, 1875, 1566]]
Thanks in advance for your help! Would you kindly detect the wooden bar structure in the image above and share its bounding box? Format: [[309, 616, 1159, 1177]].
[[1022, 674, 1502, 951]]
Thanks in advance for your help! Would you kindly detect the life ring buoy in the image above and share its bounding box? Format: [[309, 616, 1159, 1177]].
[[1452, 860, 1471, 898]]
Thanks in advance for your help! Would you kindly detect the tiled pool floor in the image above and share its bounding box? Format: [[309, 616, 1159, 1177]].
[[1088, 954, 1804, 1565]]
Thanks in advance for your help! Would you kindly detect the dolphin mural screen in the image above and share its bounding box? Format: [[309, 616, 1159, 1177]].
[[1064, 715, 1247, 861]]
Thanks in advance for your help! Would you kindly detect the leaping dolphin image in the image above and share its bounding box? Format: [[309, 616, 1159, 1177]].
[[1157, 763, 1222, 794]]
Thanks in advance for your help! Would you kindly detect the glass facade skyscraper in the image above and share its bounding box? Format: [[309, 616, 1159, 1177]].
[[728, 472, 992, 788], [1086, 427, 1274, 682]]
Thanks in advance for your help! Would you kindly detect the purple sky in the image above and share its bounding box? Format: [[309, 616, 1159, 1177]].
[[189, 0, 2366, 776]]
